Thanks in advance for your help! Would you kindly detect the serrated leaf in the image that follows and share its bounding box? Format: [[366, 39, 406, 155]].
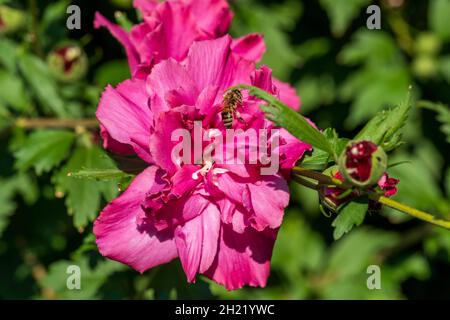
[[53, 146, 118, 229], [419, 101, 450, 144], [332, 197, 368, 240], [355, 97, 412, 151], [14, 130, 75, 175], [234, 84, 335, 156], [40, 256, 125, 299], [0, 173, 38, 236], [18, 54, 68, 117], [319, 0, 371, 37]]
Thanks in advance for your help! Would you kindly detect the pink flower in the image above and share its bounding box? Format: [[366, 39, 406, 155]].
[[95, 36, 311, 290], [377, 173, 399, 197]]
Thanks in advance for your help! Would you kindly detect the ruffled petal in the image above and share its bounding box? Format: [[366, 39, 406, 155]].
[[94, 167, 178, 273], [188, 0, 233, 37], [100, 125, 134, 155], [146, 58, 198, 116], [149, 110, 185, 175], [186, 36, 254, 91], [232, 34, 266, 62], [247, 174, 289, 230], [144, 1, 203, 62], [96, 79, 153, 163], [175, 202, 221, 282], [205, 224, 276, 290]]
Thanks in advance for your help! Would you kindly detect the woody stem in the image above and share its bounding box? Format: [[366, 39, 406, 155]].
[[15, 118, 99, 129]]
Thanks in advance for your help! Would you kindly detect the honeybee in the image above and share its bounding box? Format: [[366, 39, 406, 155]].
[[221, 89, 243, 129]]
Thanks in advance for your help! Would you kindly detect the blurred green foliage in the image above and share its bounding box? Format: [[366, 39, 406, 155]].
[[0, 0, 449, 299]]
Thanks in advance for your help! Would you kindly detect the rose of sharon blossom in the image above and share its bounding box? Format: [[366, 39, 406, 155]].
[[95, 36, 311, 289]]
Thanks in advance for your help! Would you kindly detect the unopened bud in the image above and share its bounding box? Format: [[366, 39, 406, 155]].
[[338, 140, 387, 188], [47, 43, 88, 83], [0, 5, 26, 35]]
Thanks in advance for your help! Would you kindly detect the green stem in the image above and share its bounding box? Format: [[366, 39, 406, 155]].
[[291, 174, 319, 190], [292, 166, 349, 187], [369, 193, 450, 230], [27, 0, 44, 58]]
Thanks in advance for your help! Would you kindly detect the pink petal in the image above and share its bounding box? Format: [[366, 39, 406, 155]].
[[96, 79, 153, 163], [251, 65, 276, 93], [274, 78, 301, 111], [205, 224, 277, 290], [146, 58, 198, 116], [277, 128, 312, 170], [143, 1, 203, 62], [149, 111, 185, 175], [152, 193, 210, 231], [94, 167, 177, 273], [188, 0, 233, 37], [94, 12, 140, 73], [186, 36, 254, 91], [232, 34, 266, 62], [247, 174, 289, 230], [170, 165, 202, 198], [100, 125, 134, 155], [175, 202, 221, 282]]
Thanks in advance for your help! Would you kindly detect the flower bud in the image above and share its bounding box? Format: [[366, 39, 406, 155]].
[[47, 43, 88, 83], [338, 140, 387, 188], [0, 5, 26, 35], [318, 165, 358, 214]]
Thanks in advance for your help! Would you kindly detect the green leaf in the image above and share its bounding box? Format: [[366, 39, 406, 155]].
[[339, 31, 398, 66], [53, 146, 119, 230], [355, 97, 412, 151], [295, 75, 336, 114], [14, 130, 75, 175], [300, 149, 330, 170], [419, 100, 450, 144], [233, 84, 335, 156], [0, 69, 30, 112], [18, 54, 68, 117], [231, 0, 302, 79], [319, 0, 371, 37], [332, 197, 369, 240], [39, 0, 70, 47], [0, 38, 18, 72], [429, 0, 450, 41], [0, 173, 38, 236], [40, 256, 125, 299], [70, 168, 134, 181], [439, 55, 450, 83]]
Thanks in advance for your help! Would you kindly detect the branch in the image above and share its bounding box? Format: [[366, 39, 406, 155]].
[[15, 118, 99, 129]]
